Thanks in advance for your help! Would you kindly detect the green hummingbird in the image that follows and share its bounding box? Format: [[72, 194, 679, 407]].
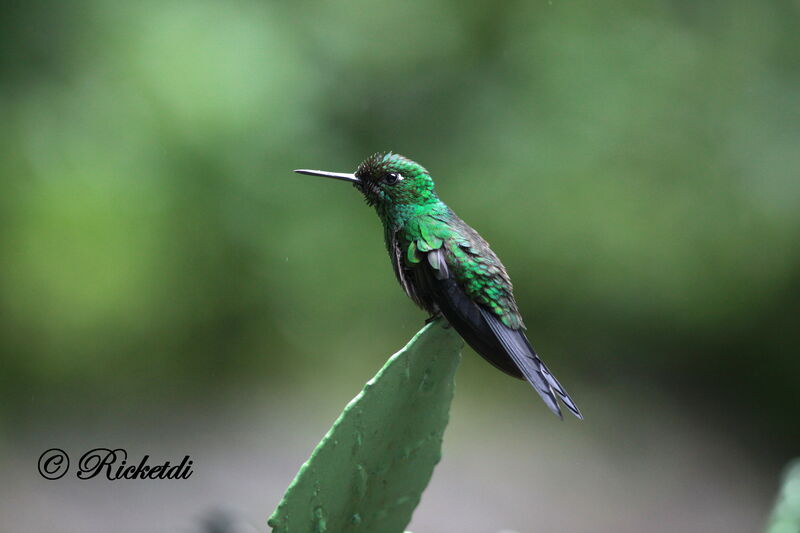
[[295, 152, 581, 419]]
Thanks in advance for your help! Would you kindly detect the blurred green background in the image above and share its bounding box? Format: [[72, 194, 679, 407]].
[[1, 0, 798, 532]]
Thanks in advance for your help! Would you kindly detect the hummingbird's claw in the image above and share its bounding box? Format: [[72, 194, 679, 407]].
[[425, 312, 444, 325]]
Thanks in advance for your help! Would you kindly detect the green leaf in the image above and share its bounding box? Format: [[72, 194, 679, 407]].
[[268, 320, 463, 533], [764, 459, 800, 533]]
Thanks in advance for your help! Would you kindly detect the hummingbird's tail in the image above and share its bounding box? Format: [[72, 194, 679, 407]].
[[424, 272, 582, 419], [479, 307, 583, 420]]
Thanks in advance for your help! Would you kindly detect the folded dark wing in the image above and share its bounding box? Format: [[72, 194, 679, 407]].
[[415, 253, 524, 378]]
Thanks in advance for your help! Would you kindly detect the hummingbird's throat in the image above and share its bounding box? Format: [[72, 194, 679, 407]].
[[355, 179, 386, 209]]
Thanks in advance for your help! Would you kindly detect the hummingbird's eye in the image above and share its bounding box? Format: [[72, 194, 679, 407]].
[[384, 172, 403, 185]]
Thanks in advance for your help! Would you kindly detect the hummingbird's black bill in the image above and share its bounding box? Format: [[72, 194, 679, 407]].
[[294, 169, 360, 183]]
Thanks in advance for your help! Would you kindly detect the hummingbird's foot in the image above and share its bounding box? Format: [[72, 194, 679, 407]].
[[424, 312, 442, 325], [425, 312, 451, 328]]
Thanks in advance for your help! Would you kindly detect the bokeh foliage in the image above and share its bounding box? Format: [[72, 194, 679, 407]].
[[1, 0, 798, 454]]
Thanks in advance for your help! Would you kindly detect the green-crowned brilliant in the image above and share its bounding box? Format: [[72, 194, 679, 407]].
[[295, 152, 581, 419]]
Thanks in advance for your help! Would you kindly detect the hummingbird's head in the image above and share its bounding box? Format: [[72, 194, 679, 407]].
[[295, 152, 439, 216], [354, 152, 437, 209]]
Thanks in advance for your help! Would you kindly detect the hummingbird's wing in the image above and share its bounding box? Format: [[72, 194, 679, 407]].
[[404, 212, 582, 419]]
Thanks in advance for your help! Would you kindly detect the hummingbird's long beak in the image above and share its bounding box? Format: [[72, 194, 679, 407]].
[[294, 169, 360, 183]]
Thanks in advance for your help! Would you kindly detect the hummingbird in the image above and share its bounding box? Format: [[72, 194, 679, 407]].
[[295, 152, 582, 419]]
